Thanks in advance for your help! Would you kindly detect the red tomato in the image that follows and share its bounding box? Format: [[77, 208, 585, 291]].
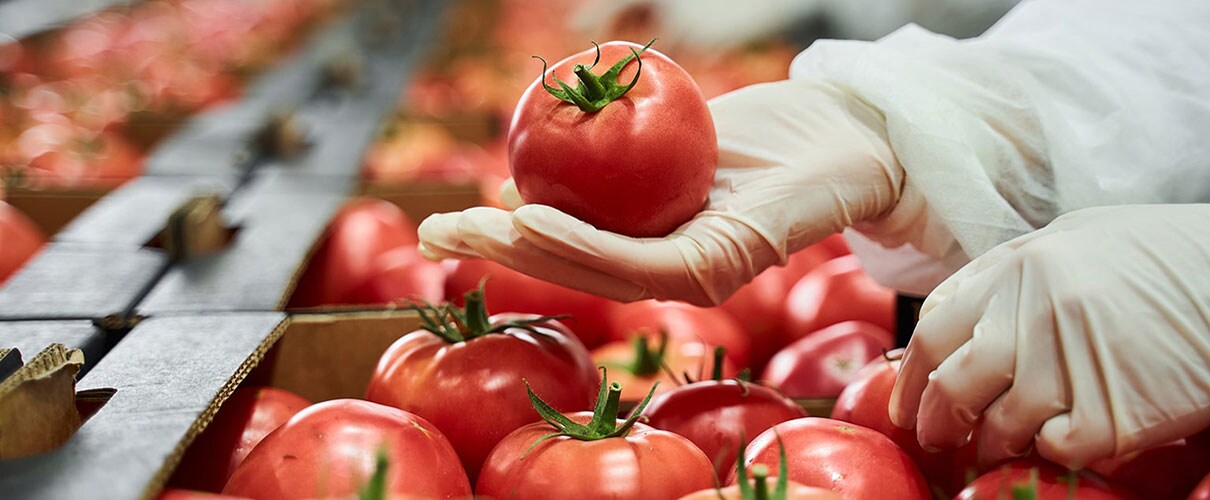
[[445, 259, 617, 348], [736, 417, 930, 499], [477, 414, 715, 499], [644, 378, 807, 480], [678, 481, 839, 500], [1190, 473, 1210, 500], [720, 238, 848, 371], [609, 300, 752, 368], [784, 255, 896, 339], [1089, 438, 1210, 500], [830, 350, 978, 496], [344, 247, 445, 306], [365, 292, 599, 482], [222, 399, 471, 499], [158, 490, 251, 500], [591, 335, 736, 401], [0, 201, 46, 284], [27, 129, 143, 188], [957, 459, 1136, 500], [170, 386, 309, 492], [289, 198, 417, 308], [509, 41, 717, 237], [762, 321, 894, 398], [814, 233, 852, 258]]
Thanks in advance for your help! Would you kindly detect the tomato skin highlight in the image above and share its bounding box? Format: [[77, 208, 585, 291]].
[[508, 41, 717, 237], [365, 313, 599, 482], [477, 413, 716, 500], [762, 320, 894, 398], [784, 255, 896, 339], [222, 399, 471, 500], [643, 379, 807, 480], [1189, 472, 1210, 500], [735, 417, 931, 499], [169, 386, 310, 492], [957, 459, 1136, 500]]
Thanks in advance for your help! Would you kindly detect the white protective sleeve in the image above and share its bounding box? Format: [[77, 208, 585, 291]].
[[790, 0, 1210, 296]]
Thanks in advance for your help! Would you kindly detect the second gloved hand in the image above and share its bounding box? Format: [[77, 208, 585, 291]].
[[418, 79, 903, 306]]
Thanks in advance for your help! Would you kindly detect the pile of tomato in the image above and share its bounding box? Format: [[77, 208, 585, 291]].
[[0, 0, 338, 188], [155, 200, 1210, 500]]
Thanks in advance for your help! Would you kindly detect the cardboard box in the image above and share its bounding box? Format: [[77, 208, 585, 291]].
[[0, 243, 167, 320], [0, 321, 111, 378]]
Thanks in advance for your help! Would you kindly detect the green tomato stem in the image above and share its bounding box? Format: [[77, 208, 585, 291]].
[[574, 64, 607, 101], [712, 346, 726, 381], [752, 465, 771, 500]]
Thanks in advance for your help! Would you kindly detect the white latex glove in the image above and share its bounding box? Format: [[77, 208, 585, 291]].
[[418, 80, 903, 306], [889, 204, 1210, 469]]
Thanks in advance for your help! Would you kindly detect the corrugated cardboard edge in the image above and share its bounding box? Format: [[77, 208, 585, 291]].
[[137, 317, 291, 500], [0, 344, 84, 458]]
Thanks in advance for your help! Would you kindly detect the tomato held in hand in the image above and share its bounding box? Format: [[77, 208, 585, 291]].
[[609, 300, 752, 368], [477, 373, 716, 500], [289, 198, 418, 308], [0, 201, 45, 284], [644, 349, 806, 480], [222, 399, 471, 499], [957, 459, 1136, 500], [445, 258, 617, 349], [591, 333, 736, 401], [509, 40, 717, 237], [830, 350, 978, 497], [784, 255, 896, 339], [170, 386, 309, 492], [762, 321, 894, 398], [365, 287, 599, 482], [735, 417, 931, 499]]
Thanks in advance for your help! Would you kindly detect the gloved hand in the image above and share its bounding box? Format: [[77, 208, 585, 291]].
[[889, 204, 1210, 469], [417, 79, 904, 306]]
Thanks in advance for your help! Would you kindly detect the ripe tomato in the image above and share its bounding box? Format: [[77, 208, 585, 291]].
[[591, 334, 736, 401], [1190, 473, 1210, 500], [223, 399, 470, 499], [0, 201, 46, 284], [762, 321, 894, 398], [957, 459, 1136, 500], [678, 481, 837, 500], [643, 373, 806, 479], [170, 386, 309, 492], [477, 378, 715, 499], [365, 290, 599, 482], [509, 40, 717, 237], [830, 350, 978, 496], [609, 300, 752, 368], [445, 258, 617, 349], [344, 247, 445, 306], [289, 198, 418, 308], [158, 490, 251, 500], [784, 255, 896, 339], [1089, 438, 1210, 500], [735, 417, 931, 499], [26, 129, 143, 188]]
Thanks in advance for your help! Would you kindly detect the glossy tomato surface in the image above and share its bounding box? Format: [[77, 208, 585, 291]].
[[223, 399, 470, 499], [365, 314, 599, 481], [830, 350, 978, 496], [0, 201, 45, 284], [1089, 438, 1210, 500], [1190, 472, 1210, 500], [762, 320, 894, 398], [289, 198, 417, 308], [445, 259, 617, 348], [957, 459, 1136, 500], [590, 336, 736, 401], [736, 417, 930, 499], [509, 41, 717, 237], [345, 246, 445, 305], [643, 380, 806, 479], [170, 386, 309, 492], [609, 300, 752, 368], [477, 413, 715, 500], [784, 255, 896, 339]]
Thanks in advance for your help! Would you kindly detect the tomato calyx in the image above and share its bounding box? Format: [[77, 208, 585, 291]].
[[663, 346, 753, 388], [524, 367, 659, 447], [609, 331, 669, 377], [358, 448, 389, 500], [733, 434, 791, 500], [532, 39, 656, 113], [1009, 468, 1041, 500], [412, 286, 568, 344]]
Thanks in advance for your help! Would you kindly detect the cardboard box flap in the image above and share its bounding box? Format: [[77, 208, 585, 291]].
[[258, 99, 388, 179], [55, 176, 238, 248], [0, 313, 287, 500], [140, 174, 351, 313], [0, 344, 84, 459], [0, 321, 109, 378], [0, 348, 20, 385], [0, 244, 168, 320]]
